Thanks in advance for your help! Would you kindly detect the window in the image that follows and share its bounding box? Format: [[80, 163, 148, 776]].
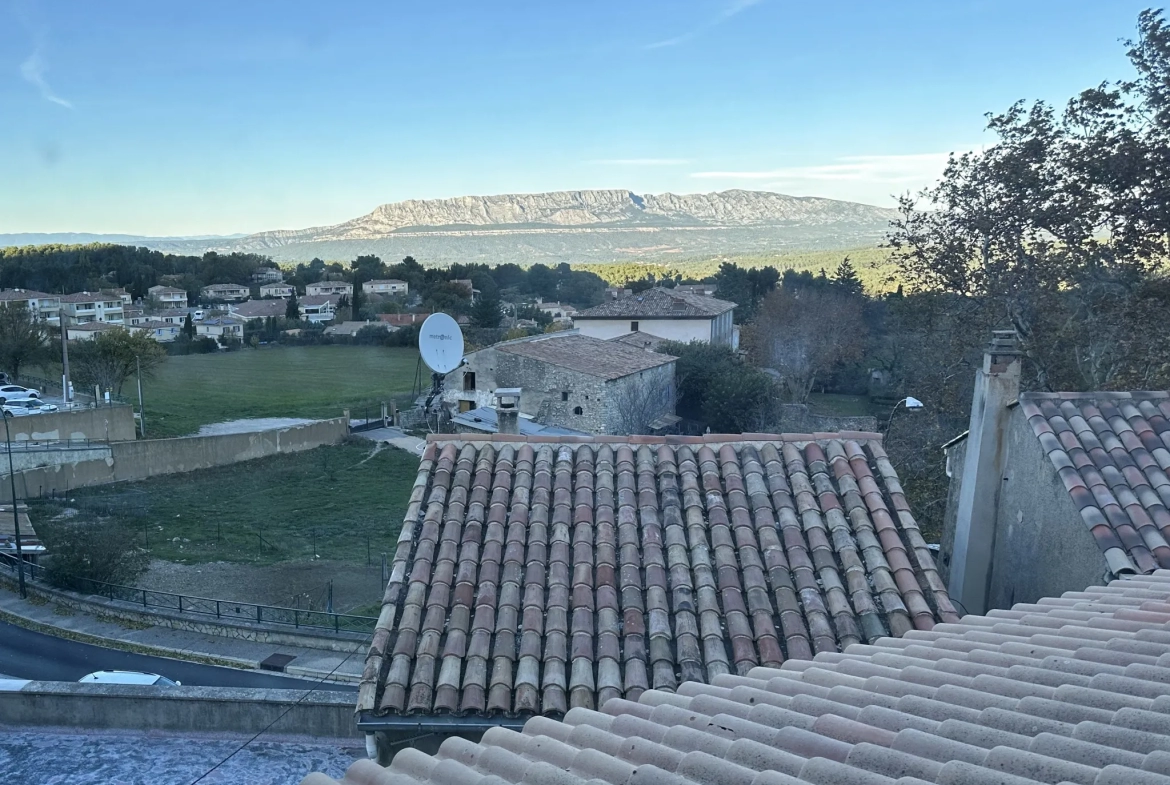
[[463, 371, 476, 391], [561, 391, 569, 401], [573, 406, 583, 415], [631, 321, 639, 332]]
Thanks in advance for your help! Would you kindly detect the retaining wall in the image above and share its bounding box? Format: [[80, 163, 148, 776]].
[[0, 417, 349, 501], [0, 681, 360, 738], [5, 404, 136, 443]]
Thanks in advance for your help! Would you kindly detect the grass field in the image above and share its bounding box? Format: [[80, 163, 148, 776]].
[[133, 345, 420, 437], [31, 441, 421, 569]]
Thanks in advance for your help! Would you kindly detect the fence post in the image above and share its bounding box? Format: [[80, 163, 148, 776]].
[[142, 589, 147, 608], [178, 595, 182, 614], [334, 612, 339, 633], [216, 600, 220, 619], [257, 605, 262, 624]]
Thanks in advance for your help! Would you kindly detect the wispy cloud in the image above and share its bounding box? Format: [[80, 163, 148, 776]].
[[589, 158, 691, 166], [20, 41, 72, 109], [692, 153, 955, 183], [645, 0, 764, 50]]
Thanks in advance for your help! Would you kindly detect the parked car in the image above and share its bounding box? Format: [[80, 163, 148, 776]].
[[0, 385, 39, 402], [2, 399, 58, 417], [79, 671, 181, 686]]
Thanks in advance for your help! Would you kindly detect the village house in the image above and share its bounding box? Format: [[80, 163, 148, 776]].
[[65, 322, 120, 340], [534, 300, 577, 324], [443, 331, 677, 435], [200, 283, 250, 302], [259, 282, 295, 298], [673, 282, 719, 297], [0, 289, 61, 325], [59, 292, 124, 326], [305, 281, 353, 297], [101, 287, 133, 306], [450, 278, 479, 303], [251, 267, 285, 284], [195, 316, 244, 343], [228, 299, 287, 322], [573, 286, 736, 347], [361, 279, 409, 296], [147, 285, 189, 309], [127, 320, 181, 342], [300, 294, 339, 324], [603, 285, 632, 300], [941, 330, 1170, 614]]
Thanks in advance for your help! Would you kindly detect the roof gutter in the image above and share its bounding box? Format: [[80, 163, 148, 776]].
[[356, 711, 527, 733]]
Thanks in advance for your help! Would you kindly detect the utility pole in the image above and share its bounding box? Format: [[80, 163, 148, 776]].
[[3, 416, 27, 598], [136, 356, 145, 438], [60, 319, 71, 407]]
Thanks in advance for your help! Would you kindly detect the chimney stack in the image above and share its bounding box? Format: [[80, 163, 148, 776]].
[[495, 388, 522, 435], [948, 330, 1021, 615]]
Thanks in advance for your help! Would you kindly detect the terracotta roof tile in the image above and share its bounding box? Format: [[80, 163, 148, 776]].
[[318, 570, 1170, 785], [357, 432, 955, 720]]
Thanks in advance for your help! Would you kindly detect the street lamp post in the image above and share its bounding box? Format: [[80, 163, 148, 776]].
[[886, 396, 924, 432], [3, 414, 27, 598]]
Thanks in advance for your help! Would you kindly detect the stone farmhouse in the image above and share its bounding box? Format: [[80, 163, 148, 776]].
[[444, 332, 677, 435]]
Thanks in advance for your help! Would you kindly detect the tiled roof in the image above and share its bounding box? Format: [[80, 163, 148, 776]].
[[231, 299, 287, 319], [366, 279, 408, 285], [301, 295, 341, 307], [354, 432, 958, 723], [380, 313, 432, 326], [609, 331, 670, 352], [497, 335, 676, 380], [60, 292, 121, 304], [309, 571, 1170, 785], [0, 289, 53, 301], [575, 288, 735, 320], [1021, 392, 1170, 577]]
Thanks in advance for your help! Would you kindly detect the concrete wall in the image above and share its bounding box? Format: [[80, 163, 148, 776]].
[[0, 681, 360, 738], [5, 404, 136, 443], [940, 406, 1109, 610], [5, 445, 112, 472], [986, 405, 1108, 608], [0, 417, 349, 501], [576, 317, 715, 344]]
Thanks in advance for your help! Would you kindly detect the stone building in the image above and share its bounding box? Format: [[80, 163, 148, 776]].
[[941, 330, 1170, 614], [443, 332, 677, 435]]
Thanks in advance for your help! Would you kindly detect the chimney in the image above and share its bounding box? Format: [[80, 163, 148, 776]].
[[948, 330, 1021, 615], [495, 388, 522, 435]]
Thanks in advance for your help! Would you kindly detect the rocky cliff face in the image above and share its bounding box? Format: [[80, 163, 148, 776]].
[[217, 190, 898, 250], [136, 189, 898, 262]]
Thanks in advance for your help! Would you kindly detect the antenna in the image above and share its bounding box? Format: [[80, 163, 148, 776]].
[[418, 313, 465, 431], [419, 313, 464, 373]]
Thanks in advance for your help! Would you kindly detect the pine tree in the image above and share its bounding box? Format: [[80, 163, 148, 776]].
[[833, 256, 864, 297], [286, 290, 300, 320], [182, 313, 196, 339]]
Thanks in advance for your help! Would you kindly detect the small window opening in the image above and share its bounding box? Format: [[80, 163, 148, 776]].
[[573, 406, 583, 415], [631, 321, 639, 332]]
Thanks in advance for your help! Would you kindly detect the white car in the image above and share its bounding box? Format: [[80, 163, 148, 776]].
[[0, 385, 39, 402], [79, 670, 181, 686], [2, 398, 58, 417]]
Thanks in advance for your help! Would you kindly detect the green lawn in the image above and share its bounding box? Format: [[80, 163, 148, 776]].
[[808, 393, 875, 417], [136, 345, 420, 437], [31, 441, 421, 567]]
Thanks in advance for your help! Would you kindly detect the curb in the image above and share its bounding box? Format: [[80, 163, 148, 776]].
[[0, 598, 363, 685]]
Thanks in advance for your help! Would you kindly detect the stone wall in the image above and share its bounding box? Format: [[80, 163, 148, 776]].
[[0, 681, 360, 738], [4, 404, 136, 443], [0, 417, 349, 502]]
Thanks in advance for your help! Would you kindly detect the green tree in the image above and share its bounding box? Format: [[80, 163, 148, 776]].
[[0, 303, 46, 381], [660, 340, 774, 430], [70, 328, 167, 396], [833, 257, 864, 298], [42, 518, 148, 591], [286, 290, 300, 320], [181, 313, 196, 339], [471, 293, 502, 328]]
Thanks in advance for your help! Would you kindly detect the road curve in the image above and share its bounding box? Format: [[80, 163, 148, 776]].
[[0, 620, 356, 691]]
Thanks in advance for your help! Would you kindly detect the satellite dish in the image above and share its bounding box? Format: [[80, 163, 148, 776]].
[[419, 313, 464, 374]]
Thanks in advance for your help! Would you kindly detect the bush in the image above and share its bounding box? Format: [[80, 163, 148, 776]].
[[41, 519, 149, 592], [660, 340, 775, 432]]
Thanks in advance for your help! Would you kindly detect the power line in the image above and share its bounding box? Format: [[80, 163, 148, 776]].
[[186, 637, 368, 784]]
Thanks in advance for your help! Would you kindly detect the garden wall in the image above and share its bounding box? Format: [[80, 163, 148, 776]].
[[5, 404, 136, 443], [0, 417, 349, 502]]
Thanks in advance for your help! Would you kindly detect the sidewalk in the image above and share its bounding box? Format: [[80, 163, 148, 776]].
[[0, 583, 366, 684]]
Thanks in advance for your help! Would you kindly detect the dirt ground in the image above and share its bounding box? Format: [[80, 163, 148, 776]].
[[136, 558, 387, 615]]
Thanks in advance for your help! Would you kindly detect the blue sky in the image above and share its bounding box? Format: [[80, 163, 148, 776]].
[[0, 0, 1156, 235]]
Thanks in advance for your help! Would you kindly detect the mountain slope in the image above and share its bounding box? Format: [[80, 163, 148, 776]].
[[6, 190, 899, 264]]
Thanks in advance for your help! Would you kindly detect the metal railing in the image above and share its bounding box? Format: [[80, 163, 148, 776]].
[[0, 551, 378, 635], [1, 438, 110, 453]]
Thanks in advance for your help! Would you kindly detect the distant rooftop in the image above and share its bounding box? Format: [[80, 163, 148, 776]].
[[497, 333, 676, 380], [574, 287, 735, 319]]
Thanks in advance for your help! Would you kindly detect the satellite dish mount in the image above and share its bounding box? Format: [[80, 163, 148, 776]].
[[418, 313, 465, 425]]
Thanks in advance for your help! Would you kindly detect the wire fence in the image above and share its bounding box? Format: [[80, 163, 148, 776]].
[[0, 550, 379, 635]]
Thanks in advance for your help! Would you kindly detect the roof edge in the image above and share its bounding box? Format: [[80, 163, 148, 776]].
[[426, 430, 884, 446]]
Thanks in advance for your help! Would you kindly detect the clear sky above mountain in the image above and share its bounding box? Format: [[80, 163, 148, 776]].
[[1, 0, 1154, 236]]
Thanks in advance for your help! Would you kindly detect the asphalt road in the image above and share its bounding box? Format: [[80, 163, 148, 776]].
[[0, 621, 356, 691]]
